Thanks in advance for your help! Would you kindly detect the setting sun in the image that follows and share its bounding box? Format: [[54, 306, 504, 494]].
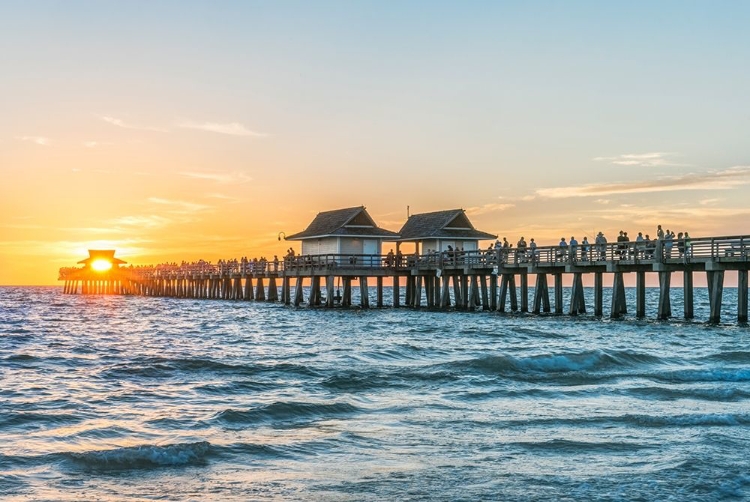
[[90, 259, 113, 272]]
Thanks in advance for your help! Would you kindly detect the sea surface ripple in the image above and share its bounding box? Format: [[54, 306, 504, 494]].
[[1, 286, 749, 501]]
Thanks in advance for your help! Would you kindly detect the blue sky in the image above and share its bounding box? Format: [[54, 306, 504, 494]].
[[2, 1, 750, 283]]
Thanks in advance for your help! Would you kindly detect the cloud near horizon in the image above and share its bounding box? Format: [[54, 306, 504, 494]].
[[593, 152, 678, 167], [536, 166, 750, 199], [177, 121, 267, 137], [15, 136, 50, 146], [100, 115, 167, 132], [465, 202, 515, 216], [147, 197, 212, 214], [179, 171, 253, 184]]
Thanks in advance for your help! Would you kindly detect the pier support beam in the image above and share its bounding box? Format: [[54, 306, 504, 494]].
[[610, 272, 627, 319], [739, 270, 748, 323], [594, 272, 603, 316], [453, 276, 462, 308], [393, 276, 400, 307], [267, 277, 278, 302], [342, 278, 352, 307], [636, 271, 646, 319], [533, 273, 550, 314], [325, 276, 335, 308], [281, 276, 290, 305], [683, 271, 693, 319], [489, 274, 497, 311], [520, 273, 529, 313], [480, 275, 489, 311], [461, 275, 469, 310], [707, 270, 724, 324], [414, 276, 422, 308], [498, 275, 508, 312], [440, 275, 451, 309], [468, 276, 478, 311], [554, 273, 563, 314], [376, 277, 383, 308], [360, 277, 370, 308], [568, 272, 586, 315], [657, 271, 672, 320], [294, 277, 304, 306], [255, 277, 266, 301]]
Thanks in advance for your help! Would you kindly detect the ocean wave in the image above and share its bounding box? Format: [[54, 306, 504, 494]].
[[654, 368, 750, 383], [321, 371, 409, 391], [699, 351, 750, 364], [0, 412, 83, 430], [507, 438, 654, 453], [63, 441, 213, 471], [455, 349, 662, 376], [628, 413, 750, 427], [214, 401, 360, 426], [100, 357, 321, 380], [625, 386, 750, 402]]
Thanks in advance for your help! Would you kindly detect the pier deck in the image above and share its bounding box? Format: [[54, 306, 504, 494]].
[[59, 235, 750, 323]]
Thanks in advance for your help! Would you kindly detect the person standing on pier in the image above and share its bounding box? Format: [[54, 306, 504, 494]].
[[581, 237, 590, 261], [596, 232, 607, 260], [529, 238, 538, 263], [657, 225, 665, 241], [664, 230, 674, 258], [516, 237, 527, 263], [557, 237, 568, 261], [569, 236, 578, 263]]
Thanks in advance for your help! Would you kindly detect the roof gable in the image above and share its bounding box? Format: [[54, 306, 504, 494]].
[[445, 212, 473, 230], [286, 206, 399, 240], [397, 209, 496, 241]]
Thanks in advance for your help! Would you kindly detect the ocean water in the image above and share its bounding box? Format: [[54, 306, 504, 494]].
[[1, 286, 749, 501]]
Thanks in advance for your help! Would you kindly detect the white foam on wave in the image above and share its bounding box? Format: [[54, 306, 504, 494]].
[[67, 441, 212, 470]]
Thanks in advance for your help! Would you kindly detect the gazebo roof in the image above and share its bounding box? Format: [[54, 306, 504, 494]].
[[396, 209, 496, 242], [286, 206, 400, 240], [77, 250, 127, 266]]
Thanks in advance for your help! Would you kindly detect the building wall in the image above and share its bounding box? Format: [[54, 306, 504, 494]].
[[339, 238, 364, 255], [301, 237, 339, 256]]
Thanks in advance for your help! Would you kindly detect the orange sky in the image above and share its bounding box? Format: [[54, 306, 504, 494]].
[[2, 2, 750, 285]]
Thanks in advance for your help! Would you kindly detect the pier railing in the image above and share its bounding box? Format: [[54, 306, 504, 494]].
[[58, 235, 749, 281]]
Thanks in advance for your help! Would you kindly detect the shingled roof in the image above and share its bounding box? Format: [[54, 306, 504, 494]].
[[396, 209, 496, 241], [286, 206, 400, 240]]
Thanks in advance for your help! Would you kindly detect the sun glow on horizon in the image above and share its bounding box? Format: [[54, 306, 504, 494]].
[[90, 259, 113, 272]]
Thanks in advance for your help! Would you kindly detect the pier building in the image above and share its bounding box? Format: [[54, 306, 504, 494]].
[[285, 206, 399, 261], [395, 209, 496, 254]]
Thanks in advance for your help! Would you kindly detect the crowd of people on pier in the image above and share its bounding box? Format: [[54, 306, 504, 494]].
[[61, 224, 704, 281]]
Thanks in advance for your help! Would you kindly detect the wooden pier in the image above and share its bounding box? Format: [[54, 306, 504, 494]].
[[59, 235, 750, 324]]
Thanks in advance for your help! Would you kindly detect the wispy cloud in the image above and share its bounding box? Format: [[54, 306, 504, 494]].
[[15, 135, 50, 146], [593, 152, 678, 167], [83, 141, 114, 148], [179, 171, 253, 184], [536, 166, 750, 199], [204, 193, 242, 203], [177, 120, 267, 137], [101, 115, 167, 132], [109, 215, 173, 228], [465, 202, 515, 216], [148, 197, 212, 214]]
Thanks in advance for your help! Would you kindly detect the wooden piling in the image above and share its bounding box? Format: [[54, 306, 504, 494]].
[[683, 270, 693, 319], [738, 270, 748, 323]]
